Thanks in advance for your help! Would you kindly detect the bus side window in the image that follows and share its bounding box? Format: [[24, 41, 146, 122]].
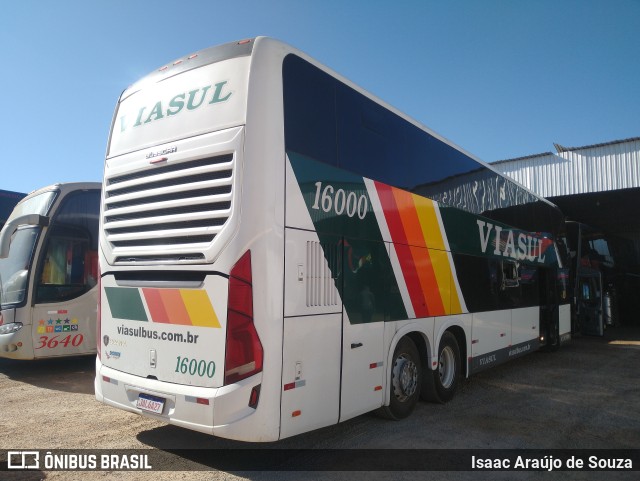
[[501, 260, 520, 290], [37, 226, 91, 303], [35, 189, 100, 304]]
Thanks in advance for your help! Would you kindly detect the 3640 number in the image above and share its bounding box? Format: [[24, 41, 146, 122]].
[[35, 334, 84, 350]]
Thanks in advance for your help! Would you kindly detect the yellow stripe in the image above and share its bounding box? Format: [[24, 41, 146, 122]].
[[180, 290, 221, 328], [427, 249, 452, 315], [412, 195, 464, 315], [413, 194, 452, 313], [413, 194, 446, 251]]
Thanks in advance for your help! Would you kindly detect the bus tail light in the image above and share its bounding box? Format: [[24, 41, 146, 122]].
[[249, 384, 261, 409], [224, 250, 263, 385]]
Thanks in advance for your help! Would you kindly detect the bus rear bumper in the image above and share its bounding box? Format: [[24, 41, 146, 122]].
[[95, 357, 265, 439]]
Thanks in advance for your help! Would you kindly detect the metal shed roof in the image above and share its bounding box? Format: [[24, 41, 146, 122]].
[[492, 137, 640, 198]]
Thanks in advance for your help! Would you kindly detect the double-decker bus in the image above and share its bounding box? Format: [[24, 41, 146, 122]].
[[0, 183, 101, 359], [95, 37, 570, 441]]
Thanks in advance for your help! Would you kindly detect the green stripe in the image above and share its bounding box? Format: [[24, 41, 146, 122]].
[[288, 152, 408, 322], [104, 287, 148, 322]]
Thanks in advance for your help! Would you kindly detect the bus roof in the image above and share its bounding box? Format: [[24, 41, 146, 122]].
[[21, 182, 102, 202], [116, 37, 561, 225]]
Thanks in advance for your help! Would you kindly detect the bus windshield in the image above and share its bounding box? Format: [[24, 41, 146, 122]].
[[6, 190, 56, 223], [0, 190, 57, 306]]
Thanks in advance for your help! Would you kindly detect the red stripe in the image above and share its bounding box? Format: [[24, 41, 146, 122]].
[[397, 244, 430, 317], [142, 288, 169, 323], [374, 181, 429, 317], [391, 188, 445, 316]]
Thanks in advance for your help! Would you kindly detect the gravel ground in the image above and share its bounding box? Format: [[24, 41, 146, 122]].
[[1, 327, 639, 481]]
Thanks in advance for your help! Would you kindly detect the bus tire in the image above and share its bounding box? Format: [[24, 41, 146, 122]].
[[543, 318, 560, 352], [422, 331, 460, 403], [380, 337, 422, 420]]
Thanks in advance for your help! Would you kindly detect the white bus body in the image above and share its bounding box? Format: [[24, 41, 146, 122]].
[[0, 183, 101, 359], [95, 38, 570, 441]]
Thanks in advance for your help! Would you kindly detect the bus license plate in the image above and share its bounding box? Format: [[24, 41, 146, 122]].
[[136, 393, 165, 414]]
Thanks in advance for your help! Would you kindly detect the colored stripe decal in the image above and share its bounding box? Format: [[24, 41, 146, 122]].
[[414, 194, 457, 314], [159, 289, 192, 326], [181, 289, 221, 328], [410, 245, 445, 315], [104, 286, 221, 328], [364, 177, 415, 319], [372, 181, 468, 317], [392, 188, 445, 314], [104, 287, 148, 322], [434, 205, 467, 313], [414, 195, 446, 251], [375, 181, 429, 318], [142, 288, 170, 323]]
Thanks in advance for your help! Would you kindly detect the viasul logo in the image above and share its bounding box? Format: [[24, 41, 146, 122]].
[[118, 81, 233, 133]]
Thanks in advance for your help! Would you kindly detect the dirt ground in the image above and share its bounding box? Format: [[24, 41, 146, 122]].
[[1, 327, 639, 481]]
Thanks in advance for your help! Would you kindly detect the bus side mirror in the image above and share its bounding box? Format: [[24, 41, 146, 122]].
[[0, 214, 49, 259]]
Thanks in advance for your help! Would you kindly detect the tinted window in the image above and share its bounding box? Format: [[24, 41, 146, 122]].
[[336, 83, 405, 185], [35, 190, 100, 304], [452, 254, 541, 313], [282, 55, 337, 167], [283, 54, 563, 234]]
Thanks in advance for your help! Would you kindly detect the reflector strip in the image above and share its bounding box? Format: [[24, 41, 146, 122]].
[[102, 376, 118, 385], [185, 396, 210, 405], [283, 380, 306, 391]]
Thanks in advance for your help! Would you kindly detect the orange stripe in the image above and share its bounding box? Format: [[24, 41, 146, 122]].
[[428, 249, 452, 315], [392, 188, 446, 316], [391, 188, 426, 248], [409, 245, 445, 316], [159, 289, 192, 325], [376, 181, 429, 317], [412, 195, 453, 314]]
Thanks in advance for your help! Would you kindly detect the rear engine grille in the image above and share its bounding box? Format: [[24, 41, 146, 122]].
[[103, 154, 233, 262]]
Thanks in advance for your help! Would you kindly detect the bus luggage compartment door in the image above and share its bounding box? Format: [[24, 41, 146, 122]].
[[282, 228, 342, 438]]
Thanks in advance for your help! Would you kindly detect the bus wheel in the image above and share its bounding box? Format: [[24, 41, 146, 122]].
[[422, 331, 460, 403], [380, 337, 421, 420], [543, 319, 560, 352]]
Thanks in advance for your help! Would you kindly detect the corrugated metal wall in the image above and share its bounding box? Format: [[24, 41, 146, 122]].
[[492, 138, 640, 197]]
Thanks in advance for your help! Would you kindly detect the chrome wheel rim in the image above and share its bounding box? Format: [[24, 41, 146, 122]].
[[439, 345, 456, 389], [392, 353, 418, 401]]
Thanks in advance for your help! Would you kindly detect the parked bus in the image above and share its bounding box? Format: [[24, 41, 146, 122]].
[[0, 183, 101, 359], [0, 189, 26, 231], [95, 37, 570, 441]]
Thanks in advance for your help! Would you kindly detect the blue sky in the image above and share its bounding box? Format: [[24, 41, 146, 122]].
[[1, 0, 638, 194]]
